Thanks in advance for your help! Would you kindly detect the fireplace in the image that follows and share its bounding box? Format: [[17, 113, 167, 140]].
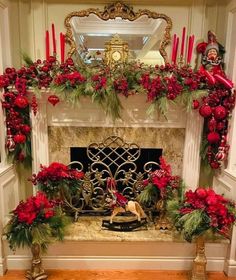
[[31, 94, 203, 189], [48, 126, 183, 175]]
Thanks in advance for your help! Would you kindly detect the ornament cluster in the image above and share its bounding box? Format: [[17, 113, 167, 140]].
[[193, 88, 235, 168]]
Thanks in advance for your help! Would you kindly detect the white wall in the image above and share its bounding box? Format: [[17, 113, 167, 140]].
[[212, 0, 236, 277], [0, 0, 20, 275], [7, 0, 226, 68]]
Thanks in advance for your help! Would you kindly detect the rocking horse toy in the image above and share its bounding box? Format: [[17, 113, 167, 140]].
[[102, 178, 147, 231]]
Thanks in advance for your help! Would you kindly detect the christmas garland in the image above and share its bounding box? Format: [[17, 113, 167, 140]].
[[0, 56, 235, 169]]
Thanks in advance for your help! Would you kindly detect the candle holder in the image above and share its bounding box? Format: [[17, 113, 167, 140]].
[[178, 55, 184, 67], [190, 235, 207, 280], [26, 243, 48, 280]]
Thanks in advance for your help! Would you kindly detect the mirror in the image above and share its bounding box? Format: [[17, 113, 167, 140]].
[[65, 2, 172, 66]]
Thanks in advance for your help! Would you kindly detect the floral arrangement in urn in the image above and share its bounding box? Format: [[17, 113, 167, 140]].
[[168, 187, 236, 242], [4, 191, 70, 252], [30, 162, 84, 199], [138, 157, 183, 229], [4, 191, 71, 279], [139, 157, 183, 206]]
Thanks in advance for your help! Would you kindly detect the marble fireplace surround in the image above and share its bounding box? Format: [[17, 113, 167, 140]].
[[31, 93, 203, 188]]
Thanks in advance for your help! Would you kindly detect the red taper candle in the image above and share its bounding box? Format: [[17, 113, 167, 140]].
[[189, 35, 195, 64], [187, 35, 192, 64], [60, 33, 65, 63], [171, 34, 177, 63], [52, 23, 56, 55], [173, 37, 179, 64], [187, 35, 195, 64], [180, 27, 186, 57], [45, 30, 50, 60]]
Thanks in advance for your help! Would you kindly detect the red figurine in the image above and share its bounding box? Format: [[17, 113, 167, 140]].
[[197, 31, 233, 89]]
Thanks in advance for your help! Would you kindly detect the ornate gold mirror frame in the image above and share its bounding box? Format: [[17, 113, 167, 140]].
[[64, 2, 172, 63]]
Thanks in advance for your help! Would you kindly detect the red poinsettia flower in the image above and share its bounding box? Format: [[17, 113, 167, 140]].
[[30, 162, 84, 199]]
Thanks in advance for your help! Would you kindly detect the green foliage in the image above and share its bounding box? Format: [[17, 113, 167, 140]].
[[21, 52, 34, 67], [178, 90, 207, 111], [103, 87, 123, 121], [166, 199, 180, 221], [175, 209, 210, 242], [138, 183, 160, 206], [4, 206, 71, 252], [167, 198, 211, 242]]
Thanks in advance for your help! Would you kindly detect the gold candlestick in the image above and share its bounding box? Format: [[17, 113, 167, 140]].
[[190, 235, 207, 280]]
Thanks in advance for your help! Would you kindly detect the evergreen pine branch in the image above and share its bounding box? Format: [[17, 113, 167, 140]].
[[21, 52, 34, 67], [176, 209, 210, 242], [103, 87, 123, 121], [138, 184, 159, 206], [166, 199, 180, 222], [31, 224, 52, 252], [158, 97, 168, 117]]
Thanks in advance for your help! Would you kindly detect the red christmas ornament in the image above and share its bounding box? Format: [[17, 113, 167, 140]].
[[17, 151, 25, 162], [192, 100, 200, 109], [31, 94, 38, 116], [214, 105, 227, 120], [210, 161, 220, 169], [21, 125, 31, 134], [48, 95, 60, 106], [199, 104, 212, 118], [14, 133, 26, 144], [216, 121, 225, 131], [207, 132, 220, 143], [215, 147, 226, 161], [207, 118, 217, 132], [14, 95, 29, 109], [6, 128, 16, 152]]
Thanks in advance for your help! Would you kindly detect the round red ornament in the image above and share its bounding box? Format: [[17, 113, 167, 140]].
[[14, 95, 29, 109], [17, 152, 25, 162], [207, 118, 217, 131], [21, 125, 31, 134], [207, 132, 220, 143], [48, 95, 60, 106], [210, 161, 220, 169], [216, 122, 225, 131], [192, 100, 200, 109], [214, 105, 227, 120], [199, 104, 212, 118], [14, 134, 26, 144]]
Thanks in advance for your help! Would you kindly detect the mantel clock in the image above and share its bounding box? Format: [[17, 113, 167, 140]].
[[104, 34, 129, 67]]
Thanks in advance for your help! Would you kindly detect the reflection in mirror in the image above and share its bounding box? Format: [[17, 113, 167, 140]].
[[70, 14, 166, 65], [65, 2, 172, 66]]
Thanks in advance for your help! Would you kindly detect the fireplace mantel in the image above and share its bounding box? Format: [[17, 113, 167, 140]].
[[31, 93, 203, 189]]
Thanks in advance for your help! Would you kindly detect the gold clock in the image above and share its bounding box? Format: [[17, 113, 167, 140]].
[[104, 34, 129, 67], [111, 50, 122, 61]]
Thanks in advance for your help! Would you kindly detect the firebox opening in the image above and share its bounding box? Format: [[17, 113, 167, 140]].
[[70, 147, 162, 174]]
